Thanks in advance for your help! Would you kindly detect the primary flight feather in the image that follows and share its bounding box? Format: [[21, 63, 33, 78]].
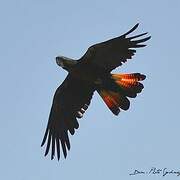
[[41, 23, 151, 160]]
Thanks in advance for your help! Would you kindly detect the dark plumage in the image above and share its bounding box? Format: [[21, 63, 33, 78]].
[[41, 23, 151, 160]]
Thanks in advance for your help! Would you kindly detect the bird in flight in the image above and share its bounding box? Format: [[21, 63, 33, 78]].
[[41, 23, 151, 160]]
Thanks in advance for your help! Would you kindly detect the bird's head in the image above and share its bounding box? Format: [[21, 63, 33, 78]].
[[56, 56, 77, 71]]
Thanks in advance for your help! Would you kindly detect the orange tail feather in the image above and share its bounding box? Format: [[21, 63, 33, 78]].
[[112, 73, 146, 97], [97, 73, 146, 115], [98, 90, 130, 115]]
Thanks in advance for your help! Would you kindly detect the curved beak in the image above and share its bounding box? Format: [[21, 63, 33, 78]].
[[56, 56, 64, 67]]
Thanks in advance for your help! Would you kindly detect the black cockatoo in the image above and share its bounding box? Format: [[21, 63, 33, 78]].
[[41, 23, 151, 160]]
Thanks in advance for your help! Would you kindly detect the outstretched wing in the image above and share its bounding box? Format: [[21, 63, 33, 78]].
[[79, 23, 151, 72], [41, 74, 95, 160]]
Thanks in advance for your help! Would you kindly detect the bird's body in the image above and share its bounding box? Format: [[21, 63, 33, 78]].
[[41, 23, 151, 160]]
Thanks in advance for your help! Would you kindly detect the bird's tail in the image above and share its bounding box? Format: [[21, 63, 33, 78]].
[[97, 73, 146, 115]]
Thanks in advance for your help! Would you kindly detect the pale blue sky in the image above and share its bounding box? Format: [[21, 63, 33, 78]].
[[0, 0, 180, 180]]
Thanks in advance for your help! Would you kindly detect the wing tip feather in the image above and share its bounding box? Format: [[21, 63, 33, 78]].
[[123, 23, 139, 36]]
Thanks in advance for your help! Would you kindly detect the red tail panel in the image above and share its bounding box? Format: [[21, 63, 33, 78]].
[[97, 73, 146, 115], [112, 73, 146, 95], [98, 90, 120, 115]]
